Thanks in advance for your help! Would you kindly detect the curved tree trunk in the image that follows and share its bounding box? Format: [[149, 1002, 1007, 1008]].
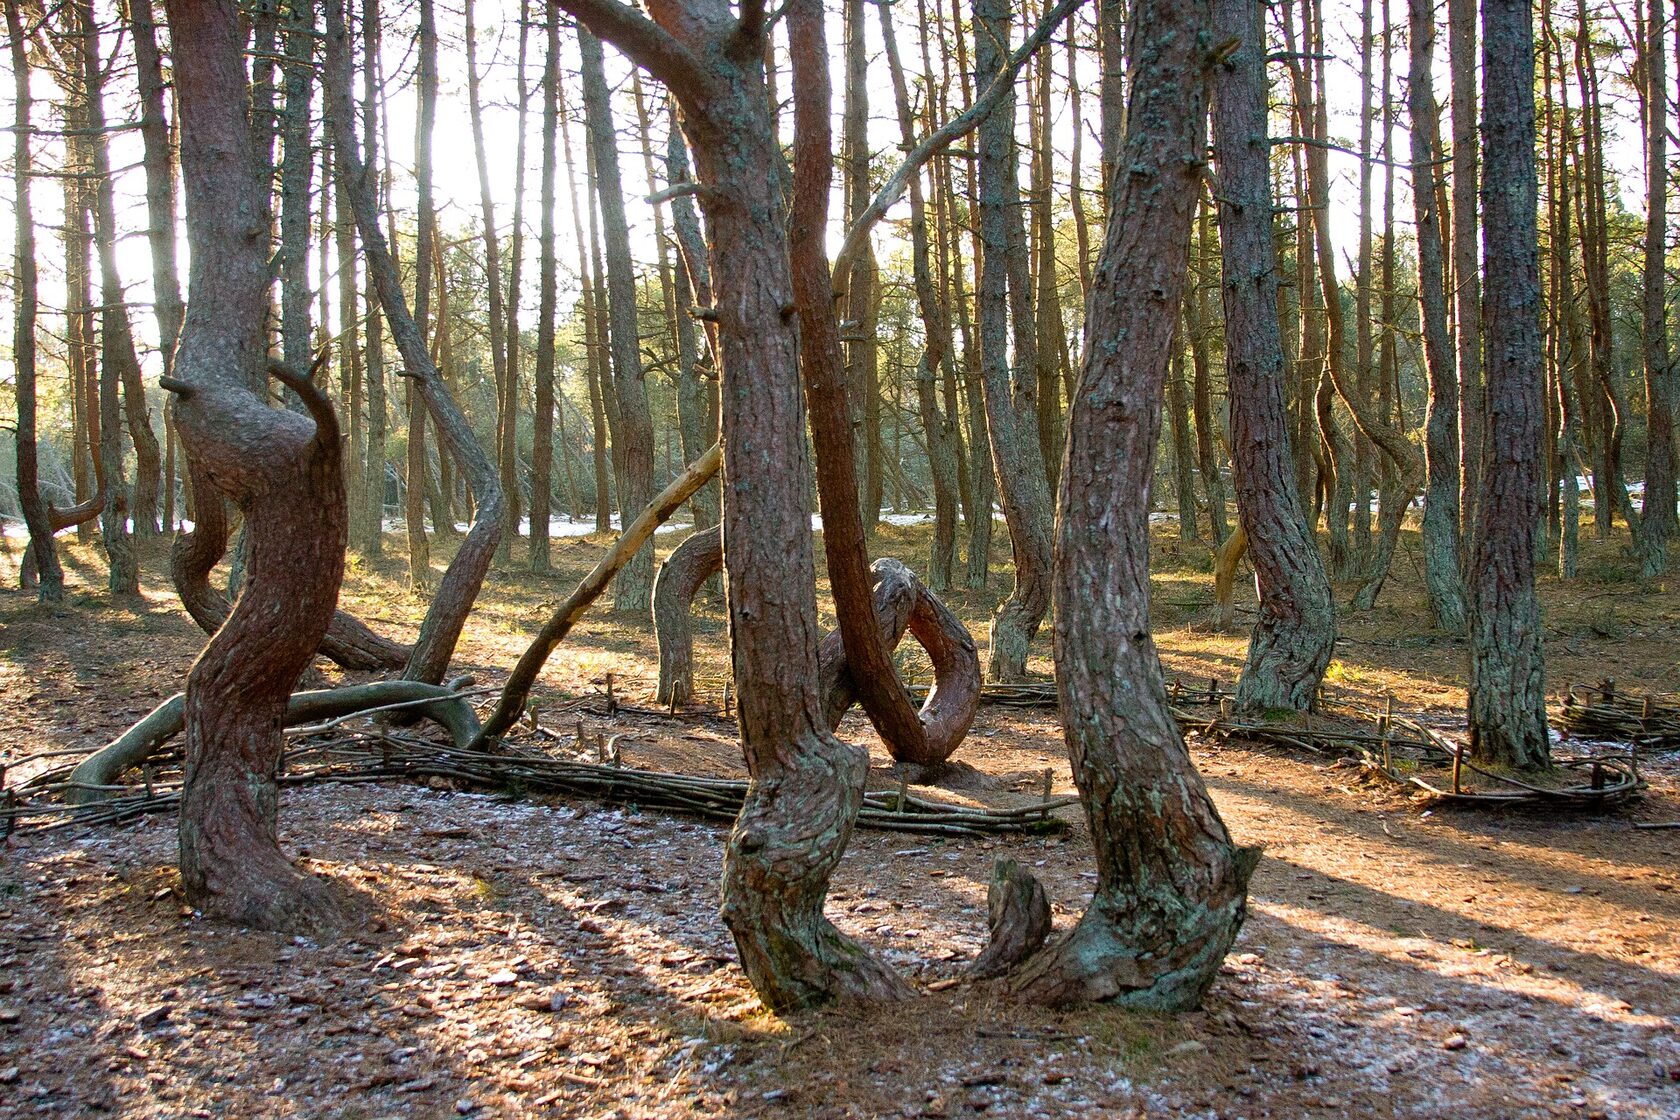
[[1209, 0, 1336, 713], [653, 525, 723, 708], [1011, 0, 1257, 1008], [166, 0, 360, 932], [1468, 0, 1550, 771], [787, 0, 932, 764]]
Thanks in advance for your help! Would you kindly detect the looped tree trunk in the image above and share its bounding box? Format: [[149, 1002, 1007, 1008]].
[[653, 545, 980, 771], [170, 459, 411, 672], [652, 524, 723, 707], [19, 494, 104, 591]]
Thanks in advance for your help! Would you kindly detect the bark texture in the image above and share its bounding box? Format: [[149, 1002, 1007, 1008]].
[[1468, 0, 1551, 771]]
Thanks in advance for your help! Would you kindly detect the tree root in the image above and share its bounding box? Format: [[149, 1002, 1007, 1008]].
[[67, 679, 480, 805]]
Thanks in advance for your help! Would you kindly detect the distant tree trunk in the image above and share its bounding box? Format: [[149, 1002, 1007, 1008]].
[[465, 0, 517, 563], [975, 0, 1055, 682], [325, 0, 506, 685], [1188, 199, 1229, 546], [278, 0, 317, 377], [1210, 0, 1337, 713], [842, 0, 883, 531], [559, 81, 613, 536], [1407, 0, 1469, 632], [579, 29, 657, 613], [530, 3, 560, 573], [880, 3, 959, 589], [1449, 0, 1483, 549], [1468, 0, 1550, 772], [505, 0, 533, 553], [165, 0, 358, 934], [132, 0, 185, 417], [1638, 0, 1673, 575], [1012, 0, 1257, 1007], [77, 1, 146, 585], [1572, 11, 1638, 543], [1351, 0, 1376, 567], [654, 525, 723, 707], [662, 102, 721, 532], [1030, 31, 1064, 495], [359, 0, 389, 555], [8, 1, 62, 601], [404, 0, 440, 587], [1169, 338, 1200, 540], [1548, 17, 1583, 579]]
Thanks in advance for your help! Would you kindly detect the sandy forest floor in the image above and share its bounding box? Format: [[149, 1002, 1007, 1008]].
[[0, 518, 1677, 1120]]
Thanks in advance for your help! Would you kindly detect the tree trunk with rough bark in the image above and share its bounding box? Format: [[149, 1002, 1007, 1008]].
[[1468, 0, 1551, 772], [1210, 0, 1337, 713], [1011, 0, 1257, 1007], [1449, 0, 1483, 548], [556, 0, 913, 1011]]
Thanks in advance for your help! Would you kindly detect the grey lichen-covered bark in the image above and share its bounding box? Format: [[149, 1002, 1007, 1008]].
[[1467, 0, 1550, 772], [1011, 0, 1257, 1010], [1209, 0, 1336, 713]]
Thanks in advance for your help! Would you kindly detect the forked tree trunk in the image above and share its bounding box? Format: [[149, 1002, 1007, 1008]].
[[165, 0, 360, 933], [1468, 0, 1550, 772], [1407, 0, 1469, 632], [974, 0, 1054, 682], [1011, 0, 1257, 1008], [7, 1, 61, 602], [1209, 0, 1336, 712]]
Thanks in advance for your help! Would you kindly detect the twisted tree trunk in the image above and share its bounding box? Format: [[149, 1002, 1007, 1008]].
[[165, 0, 360, 932], [1012, 0, 1256, 1008]]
